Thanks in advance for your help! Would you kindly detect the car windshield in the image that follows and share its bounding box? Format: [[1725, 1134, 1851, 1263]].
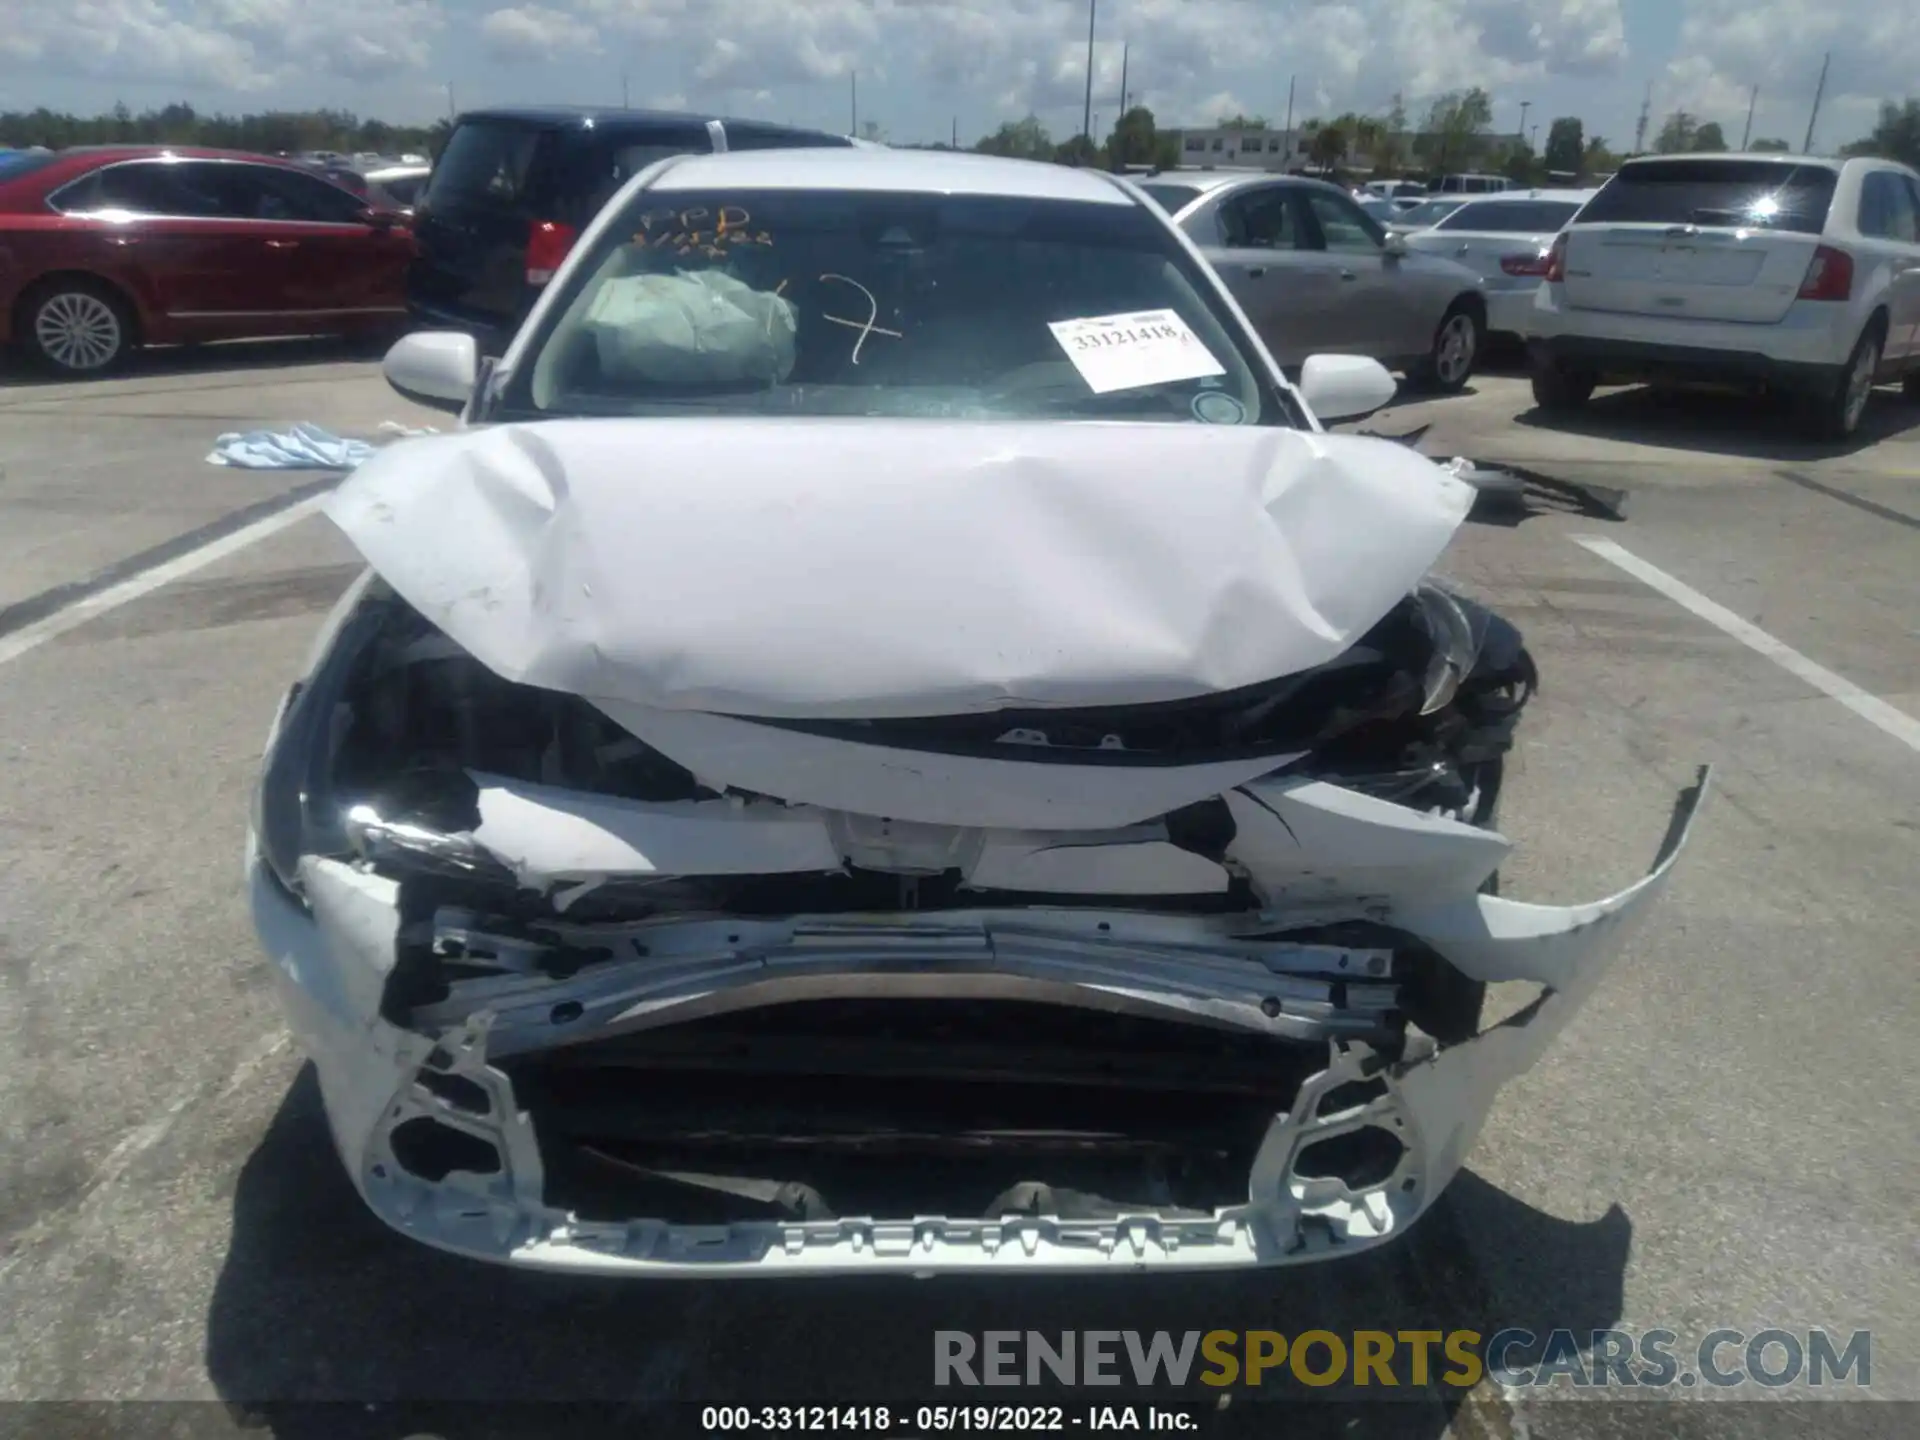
[[1578, 160, 1837, 233], [1394, 198, 1465, 227], [1437, 199, 1584, 233], [503, 187, 1293, 427], [1137, 182, 1204, 213]]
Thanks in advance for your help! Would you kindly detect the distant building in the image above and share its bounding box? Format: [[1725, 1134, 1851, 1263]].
[[1166, 126, 1307, 171], [1165, 125, 1505, 177]]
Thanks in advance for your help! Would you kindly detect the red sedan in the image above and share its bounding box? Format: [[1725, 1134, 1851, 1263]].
[[0, 146, 415, 374]]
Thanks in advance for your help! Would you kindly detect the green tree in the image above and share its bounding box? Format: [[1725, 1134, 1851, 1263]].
[[1655, 110, 1699, 153], [1307, 121, 1348, 169], [1216, 113, 1270, 130], [0, 101, 444, 156], [1053, 133, 1102, 168], [973, 115, 1055, 161], [1416, 87, 1494, 175], [1583, 135, 1618, 173], [1104, 105, 1161, 169], [1337, 112, 1386, 170], [1839, 98, 1920, 168], [1374, 95, 1409, 173], [1691, 121, 1728, 152], [1750, 136, 1791, 152], [1543, 116, 1584, 174], [1499, 139, 1539, 185]]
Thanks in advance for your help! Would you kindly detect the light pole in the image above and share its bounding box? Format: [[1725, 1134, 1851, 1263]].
[[1082, 0, 1097, 141], [1517, 100, 1531, 145]]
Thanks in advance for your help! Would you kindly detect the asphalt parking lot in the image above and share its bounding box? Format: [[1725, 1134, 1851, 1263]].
[[0, 343, 1915, 1440]]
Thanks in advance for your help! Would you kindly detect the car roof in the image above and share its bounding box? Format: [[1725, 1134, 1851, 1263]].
[[1621, 152, 1844, 173], [1136, 171, 1361, 209], [647, 147, 1137, 205], [1445, 189, 1597, 204], [38, 144, 315, 165], [456, 105, 846, 142]]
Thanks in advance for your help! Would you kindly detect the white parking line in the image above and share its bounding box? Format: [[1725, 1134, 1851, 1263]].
[[1572, 534, 1920, 755], [0, 494, 330, 669]]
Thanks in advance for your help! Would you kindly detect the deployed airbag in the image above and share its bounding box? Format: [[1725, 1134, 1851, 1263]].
[[584, 271, 797, 385], [326, 418, 1475, 720]]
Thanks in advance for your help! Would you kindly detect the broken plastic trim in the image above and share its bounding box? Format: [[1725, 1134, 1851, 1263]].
[[250, 767, 1709, 1273]]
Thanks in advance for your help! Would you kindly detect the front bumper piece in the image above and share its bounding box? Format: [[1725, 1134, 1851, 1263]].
[[251, 769, 1710, 1276]]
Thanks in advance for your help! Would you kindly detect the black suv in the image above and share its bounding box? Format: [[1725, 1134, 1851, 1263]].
[[407, 107, 855, 350]]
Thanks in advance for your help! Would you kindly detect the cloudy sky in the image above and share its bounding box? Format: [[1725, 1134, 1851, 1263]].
[[0, 0, 1909, 153]]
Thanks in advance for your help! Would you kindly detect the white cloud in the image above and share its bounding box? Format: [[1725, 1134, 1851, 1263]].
[[480, 5, 599, 63], [0, 0, 442, 91], [19, 0, 1908, 156], [1662, 0, 1920, 146], [570, 0, 1630, 128]]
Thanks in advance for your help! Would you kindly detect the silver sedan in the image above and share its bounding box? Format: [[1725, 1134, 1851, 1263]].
[[1399, 190, 1595, 338], [1138, 174, 1488, 391]]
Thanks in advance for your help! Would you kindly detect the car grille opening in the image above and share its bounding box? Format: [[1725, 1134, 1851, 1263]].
[[501, 1000, 1335, 1225]]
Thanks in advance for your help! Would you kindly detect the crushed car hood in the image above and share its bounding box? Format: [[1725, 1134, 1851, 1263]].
[[325, 418, 1475, 721]]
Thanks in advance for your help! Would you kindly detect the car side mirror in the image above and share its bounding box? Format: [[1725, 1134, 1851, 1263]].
[[1382, 231, 1409, 257], [1298, 353, 1398, 422], [358, 205, 399, 230], [384, 331, 477, 415]]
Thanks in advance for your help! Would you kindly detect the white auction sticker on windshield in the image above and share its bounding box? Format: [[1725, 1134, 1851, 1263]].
[[1047, 309, 1227, 394]]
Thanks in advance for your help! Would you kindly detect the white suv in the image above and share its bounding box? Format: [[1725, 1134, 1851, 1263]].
[[1526, 153, 1920, 439]]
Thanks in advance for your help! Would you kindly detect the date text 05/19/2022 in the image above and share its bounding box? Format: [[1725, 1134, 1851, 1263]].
[[701, 1405, 1201, 1432]]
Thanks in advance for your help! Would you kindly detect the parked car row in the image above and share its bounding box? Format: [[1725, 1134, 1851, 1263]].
[[9, 126, 1920, 445], [0, 109, 855, 374]]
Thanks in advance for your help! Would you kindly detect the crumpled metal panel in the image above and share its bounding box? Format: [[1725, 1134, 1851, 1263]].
[[249, 766, 1710, 1275], [323, 417, 1475, 720]]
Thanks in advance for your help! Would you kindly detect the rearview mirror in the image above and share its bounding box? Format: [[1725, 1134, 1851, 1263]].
[[1382, 231, 1409, 257], [1298, 354, 1398, 422], [384, 331, 477, 415]]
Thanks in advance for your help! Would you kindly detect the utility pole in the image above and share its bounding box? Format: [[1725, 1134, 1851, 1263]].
[[1517, 100, 1531, 144], [444, 83, 456, 122], [951, 115, 958, 149], [1803, 51, 1829, 154], [622, 70, 630, 109], [1118, 41, 1129, 121], [1740, 85, 1758, 149], [1081, 0, 1097, 141], [1633, 80, 1651, 154], [1283, 73, 1296, 158], [850, 71, 858, 135]]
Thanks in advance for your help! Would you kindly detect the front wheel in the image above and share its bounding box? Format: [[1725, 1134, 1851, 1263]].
[[1416, 302, 1481, 392], [1802, 322, 1882, 441], [22, 280, 135, 374]]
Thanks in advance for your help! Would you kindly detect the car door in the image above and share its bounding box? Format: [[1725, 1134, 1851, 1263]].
[[239, 163, 414, 320], [1296, 188, 1407, 357], [1859, 170, 1920, 361], [58, 160, 280, 331], [1200, 184, 1342, 366], [1898, 175, 1920, 360]]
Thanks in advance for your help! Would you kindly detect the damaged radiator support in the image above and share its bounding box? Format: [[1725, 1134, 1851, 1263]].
[[372, 905, 1419, 1233]]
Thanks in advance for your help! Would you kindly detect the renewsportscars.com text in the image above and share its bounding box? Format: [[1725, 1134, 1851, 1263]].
[[933, 1329, 1871, 1390]]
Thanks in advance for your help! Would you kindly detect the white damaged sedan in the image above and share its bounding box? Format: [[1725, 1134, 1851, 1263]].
[[250, 148, 1707, 1275]]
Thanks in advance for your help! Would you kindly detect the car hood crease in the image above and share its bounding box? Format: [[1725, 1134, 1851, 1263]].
[[325, 417, 1475, 720]]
